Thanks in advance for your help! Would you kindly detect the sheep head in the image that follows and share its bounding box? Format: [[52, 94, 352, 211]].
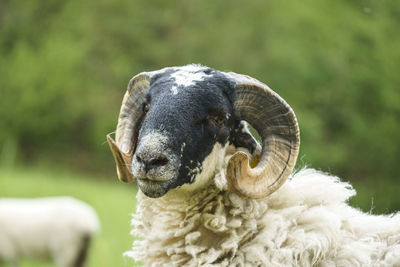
[[108, 65, 300, 199]]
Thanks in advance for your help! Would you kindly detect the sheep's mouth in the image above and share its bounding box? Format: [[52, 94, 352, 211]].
[[137, 177, 170, 186], [136, 177, 174, 198]]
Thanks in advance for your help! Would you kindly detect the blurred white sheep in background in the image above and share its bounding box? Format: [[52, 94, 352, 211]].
[[0, 197, 99, 267]]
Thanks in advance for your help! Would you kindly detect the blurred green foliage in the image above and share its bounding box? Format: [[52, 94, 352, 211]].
[[1, 0, 399, 211]]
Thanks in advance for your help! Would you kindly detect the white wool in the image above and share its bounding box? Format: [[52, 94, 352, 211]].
[[169, 65, 210, 95], [126, 167, 400, 266], [0, 197, 99, 267]]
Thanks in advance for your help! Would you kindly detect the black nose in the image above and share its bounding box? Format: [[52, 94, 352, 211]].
[[136, 153, 169, 173]]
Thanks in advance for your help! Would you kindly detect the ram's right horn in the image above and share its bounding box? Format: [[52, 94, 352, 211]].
[[225, 72, 300, 199]]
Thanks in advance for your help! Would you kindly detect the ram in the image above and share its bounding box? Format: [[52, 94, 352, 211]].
[[108, 65, 400, 266], [0, 197, 99, 267]]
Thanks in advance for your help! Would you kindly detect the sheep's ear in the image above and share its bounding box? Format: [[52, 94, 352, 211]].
[[230, 121, 261, 159]]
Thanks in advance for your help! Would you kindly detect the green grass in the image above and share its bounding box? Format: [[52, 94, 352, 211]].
[[0, 166, 140, 267]]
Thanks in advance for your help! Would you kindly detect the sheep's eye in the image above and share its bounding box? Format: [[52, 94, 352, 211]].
[[142, 102, 150, 113], [209, 116, 226, 127]]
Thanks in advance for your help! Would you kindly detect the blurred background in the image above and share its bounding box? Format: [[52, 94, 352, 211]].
[[0, 0, 399, 266]]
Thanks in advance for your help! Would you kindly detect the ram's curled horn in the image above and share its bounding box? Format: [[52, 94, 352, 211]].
[[107, 72, 153, 183], [225, 72, 300, 199]]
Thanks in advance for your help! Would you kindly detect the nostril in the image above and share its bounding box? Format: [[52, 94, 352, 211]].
[[136, 153, 169, 173], [149, 156, 169, 167]]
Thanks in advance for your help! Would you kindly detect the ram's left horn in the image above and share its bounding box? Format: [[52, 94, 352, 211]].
[[107, 134, 134, 183], [108, 72, 153, 183]]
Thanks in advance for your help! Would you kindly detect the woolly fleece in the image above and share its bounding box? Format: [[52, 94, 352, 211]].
[[127, 169, 400, 266]]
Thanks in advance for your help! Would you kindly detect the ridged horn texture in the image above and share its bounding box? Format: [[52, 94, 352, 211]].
[[107, 73, 152, 183], [225, 72, 300, 199]]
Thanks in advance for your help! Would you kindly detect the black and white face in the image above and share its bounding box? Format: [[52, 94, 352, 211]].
[[131, 65, 258, 198]]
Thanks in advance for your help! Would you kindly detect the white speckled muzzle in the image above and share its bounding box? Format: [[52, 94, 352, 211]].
[[132, 131, 180, 197]]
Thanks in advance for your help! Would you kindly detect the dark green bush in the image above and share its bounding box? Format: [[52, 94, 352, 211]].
[[1, 0, 399, 210]]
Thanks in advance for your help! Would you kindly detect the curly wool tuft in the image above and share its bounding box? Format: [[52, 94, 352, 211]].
[[126, 169, 400, 266]]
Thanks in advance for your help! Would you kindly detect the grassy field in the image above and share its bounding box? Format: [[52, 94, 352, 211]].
[[0, 166, 140, 267]]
